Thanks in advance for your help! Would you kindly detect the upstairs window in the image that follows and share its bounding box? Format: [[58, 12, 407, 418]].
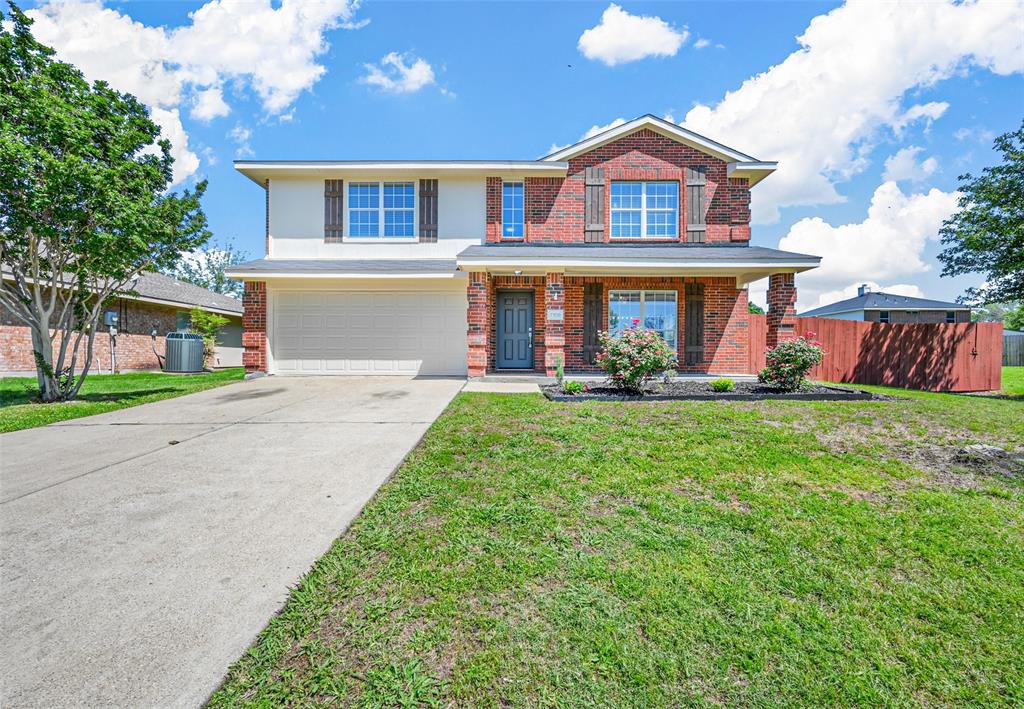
[[502, 182, 524, 238], [610, 182, 678, 238], [348, 181, 415, 238]]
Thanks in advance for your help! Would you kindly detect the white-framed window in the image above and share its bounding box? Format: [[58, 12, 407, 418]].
[[609, 290, 677, 350], [347, 181, 416, 239], [878, 311, 890, 323], [610, 181, 679, 238], [502, 181, 524, 238]]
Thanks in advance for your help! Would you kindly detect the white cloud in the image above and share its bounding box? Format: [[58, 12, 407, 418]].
[[777, 181, 960, 310], [190, 86, 230, 122], [359, 52, 436, 93], [882, 146, 938, 182], [954, 126, 997, 144], [694, 38, 711, 50], [546, 117, 628, 154], [891, 101, 949, 135], [27, 0, 363, 185], [681, 0, 1024, 223], [578, 4, 687, 66], [228, 124, 254, 158], [811, 281, 925, 311]]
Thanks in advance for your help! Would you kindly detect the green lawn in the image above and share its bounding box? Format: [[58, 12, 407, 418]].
[[210, 369, 1024, 707], [0, 368, 245, 433]]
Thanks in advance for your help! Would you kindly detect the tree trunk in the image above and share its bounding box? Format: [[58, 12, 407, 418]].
[[29, 318, 62, 403]]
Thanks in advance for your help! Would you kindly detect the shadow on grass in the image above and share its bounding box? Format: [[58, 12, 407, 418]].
[[1, 386, 183, 407]]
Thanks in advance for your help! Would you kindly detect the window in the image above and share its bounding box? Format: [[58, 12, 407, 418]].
[[610, 182, 678, 238], [609, 290, 677, 349], [176, 312, 191, 331], [502, 182, 524, 238], [878, 311, 890, 323], [347, 181, 415, 238], [945, 311, 956, 323]]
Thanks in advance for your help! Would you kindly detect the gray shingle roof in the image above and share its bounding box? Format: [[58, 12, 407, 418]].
[[800, 292, 969, 317], [133, 272, 242, 314], [456, 243, 820, 263], [226, 259, 459, 275]]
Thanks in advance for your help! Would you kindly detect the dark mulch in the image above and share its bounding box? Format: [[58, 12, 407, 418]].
[[543, 379, 880, 402]]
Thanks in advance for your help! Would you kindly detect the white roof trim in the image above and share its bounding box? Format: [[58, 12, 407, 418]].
[[224, 270, 466, 281], [234, 161, 568, 186], [456, 258, 817, 271], [727, 161, 778, 187], [542, 114, 760, 164]]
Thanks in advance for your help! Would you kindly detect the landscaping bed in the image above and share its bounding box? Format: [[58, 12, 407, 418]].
[[543, 379, 878, 402]]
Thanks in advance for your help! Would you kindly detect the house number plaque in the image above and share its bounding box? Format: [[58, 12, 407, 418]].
[[547, 308, 564, 321]]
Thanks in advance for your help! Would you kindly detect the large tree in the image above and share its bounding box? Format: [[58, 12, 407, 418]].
[[0, 3, 210, 402], [164, 239, 248, 299], [938, 120, 1024, 304]]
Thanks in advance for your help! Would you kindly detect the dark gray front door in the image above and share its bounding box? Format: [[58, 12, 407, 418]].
[[496, 290, 534, 369]]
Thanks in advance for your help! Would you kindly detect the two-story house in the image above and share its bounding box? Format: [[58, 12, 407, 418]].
[[226, 115, 820, 378]]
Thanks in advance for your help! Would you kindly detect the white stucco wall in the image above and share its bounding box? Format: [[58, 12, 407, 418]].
[[268, 177, 485, 259]]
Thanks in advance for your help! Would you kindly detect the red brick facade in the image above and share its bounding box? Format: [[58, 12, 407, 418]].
[[2, 299, 180, 373], [485, 129, 751, 244], [242, 281, 268, 373], [766, 273, 798, 347], [468, 273, 752, 376]]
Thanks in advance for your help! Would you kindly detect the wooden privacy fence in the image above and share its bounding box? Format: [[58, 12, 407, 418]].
[[748, 314, 1003, 392], [1005, 334, 1024, 367]]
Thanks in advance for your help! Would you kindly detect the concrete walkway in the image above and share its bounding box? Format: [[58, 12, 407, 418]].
[[0, 376, 464, 708]]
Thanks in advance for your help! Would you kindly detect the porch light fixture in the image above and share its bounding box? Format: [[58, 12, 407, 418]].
[[514, 270, 523, 276]]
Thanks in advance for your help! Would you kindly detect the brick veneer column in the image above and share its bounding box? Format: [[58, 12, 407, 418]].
[[766, 273, 797, 348], [544, 272, 565, 376], [242, 281, 267, 373], [467, 271, 491, 377]]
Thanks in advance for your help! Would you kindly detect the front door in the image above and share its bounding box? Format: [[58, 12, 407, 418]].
[[496, 290, 534, 369]]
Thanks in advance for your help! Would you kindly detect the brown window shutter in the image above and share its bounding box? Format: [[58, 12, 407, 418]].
[[324, 179, 343, 242], [584, 167, 605, 243], [686, 166, 707, 244], [419, 179, 438, 242], [684, 282, 705, 365], [583, 283, 603, 365]]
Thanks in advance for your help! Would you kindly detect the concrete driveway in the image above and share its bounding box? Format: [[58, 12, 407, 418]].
[[0, 376, 464, 708]]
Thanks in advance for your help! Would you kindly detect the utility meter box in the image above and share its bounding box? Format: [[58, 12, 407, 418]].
[[103, 311, 119, 328]]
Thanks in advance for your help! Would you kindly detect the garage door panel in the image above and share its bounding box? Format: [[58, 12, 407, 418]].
[[272, 290, 467, 375]]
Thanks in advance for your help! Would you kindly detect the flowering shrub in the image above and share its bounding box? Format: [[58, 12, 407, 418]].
[[758, 332, 825, 391], [596, 321, 676, 393]]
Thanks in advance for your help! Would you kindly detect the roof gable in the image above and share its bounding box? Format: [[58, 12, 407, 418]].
[[543, 114, 758, 163]]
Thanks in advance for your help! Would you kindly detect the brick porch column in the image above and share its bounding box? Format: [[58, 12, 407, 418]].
[[544, 272, 565, 376], [467, 271, 491, 377], [242, 281, 267, 373], [766, 273, 798, 348]]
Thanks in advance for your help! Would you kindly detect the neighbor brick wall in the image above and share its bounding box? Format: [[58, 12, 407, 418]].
[[242, 281, 267, 373], [485, 129, 751, 244], [0, 299, 181, 373]]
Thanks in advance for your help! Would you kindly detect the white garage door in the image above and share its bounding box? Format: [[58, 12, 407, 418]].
[[272, 290, 468, 375]]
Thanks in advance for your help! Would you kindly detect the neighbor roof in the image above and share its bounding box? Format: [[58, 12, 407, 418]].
[[1, 269, 242, 315], [133, 272, 243, 315], [800, 292, 970, 317]]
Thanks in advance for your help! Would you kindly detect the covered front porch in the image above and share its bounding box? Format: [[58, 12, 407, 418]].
[[457, 244, 820, 378]]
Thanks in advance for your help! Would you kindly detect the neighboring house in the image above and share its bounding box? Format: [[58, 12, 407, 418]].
[[0, 271, 243, 374], [226, 114, 821, 377], [800, 285, 971, 324]]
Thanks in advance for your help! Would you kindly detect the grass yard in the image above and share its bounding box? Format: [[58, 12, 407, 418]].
[[0, 368, 244, 433], [211, 368, 1024, 707]]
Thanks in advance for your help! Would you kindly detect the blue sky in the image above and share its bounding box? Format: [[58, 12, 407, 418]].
[[23, 0, 1024, 309]]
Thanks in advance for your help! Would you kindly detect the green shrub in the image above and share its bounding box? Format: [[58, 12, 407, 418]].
[[187, 307, 229, 368], [758, 332, 825, 391], [596, 326, 676, 393], [562, 380, 585, 395], [710, 377, 735, 392]]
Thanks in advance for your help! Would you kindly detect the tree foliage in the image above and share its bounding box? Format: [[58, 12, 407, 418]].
[[938, 120, 1024, 305], [748, 301, 765, 315], [165, 239, 248, 298], [0, 3, 210, 401], [187, 307, 229, 367]]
